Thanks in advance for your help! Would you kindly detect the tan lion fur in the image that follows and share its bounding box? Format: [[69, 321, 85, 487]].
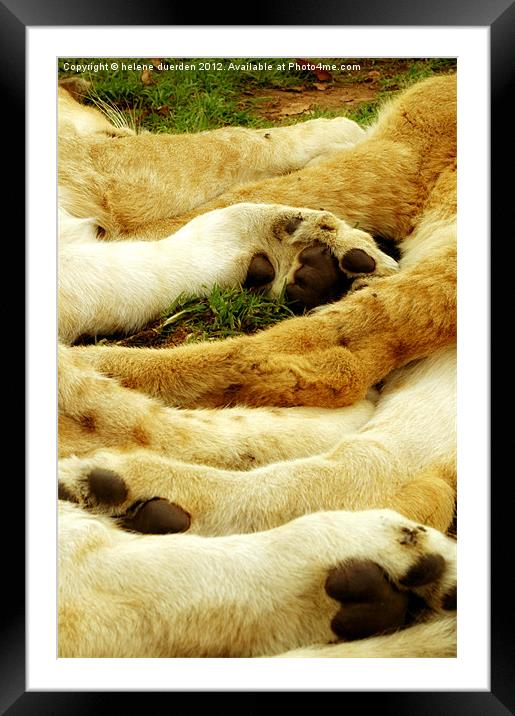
[[58, 85, 365, 236], [57, 74, 458, 659]]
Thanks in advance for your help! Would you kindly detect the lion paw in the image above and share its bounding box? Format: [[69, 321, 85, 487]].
[[323, 511, 456, 641], [58, 459, 191, 535], [250, 208, 399, 312]]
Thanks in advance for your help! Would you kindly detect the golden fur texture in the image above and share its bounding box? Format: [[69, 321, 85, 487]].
[[57, 74, 457, 659], [58, 85, 366, 238]]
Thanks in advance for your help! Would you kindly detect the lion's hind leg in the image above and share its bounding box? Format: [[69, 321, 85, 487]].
[[58, 503, 456, 657]]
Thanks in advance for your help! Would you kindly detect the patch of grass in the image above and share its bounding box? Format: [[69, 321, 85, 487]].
[[160, 284, 297, 343], [59, 57, 307, 132], [346, 101, 385, 126], [378, 58, 456, 92], [91, 284, 298, 348]]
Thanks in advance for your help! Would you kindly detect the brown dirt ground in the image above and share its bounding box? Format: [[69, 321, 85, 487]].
[[237, 59, 455, 121], [241, 83, 379, 120]]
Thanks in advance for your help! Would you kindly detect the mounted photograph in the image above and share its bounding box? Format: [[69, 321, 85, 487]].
[[56, 56, 458, 659]]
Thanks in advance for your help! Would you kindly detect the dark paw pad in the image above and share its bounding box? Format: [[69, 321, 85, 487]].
[[120, 498, 191, 534], [243, 254, 275, 289], [87, 468, 128, 505], [399, 553, 445, 588], [286, 242, 352, 312], [341, 248, 376, 274], [325, 560, 409, 641]]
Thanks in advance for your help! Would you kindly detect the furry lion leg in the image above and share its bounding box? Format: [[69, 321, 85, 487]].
[[58, 344, 375, 468], [59, 349, 456, 535], [150, 137, 423, 241], [58, 446, 456, 536], [274, 615, 456, 658], [59, 112, 365, 238], [74, 243, 455, 409], [58, 504, 456, 657], [389, 471, 456, 533]]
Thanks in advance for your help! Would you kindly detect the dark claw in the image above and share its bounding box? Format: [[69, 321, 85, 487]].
[[284, 216, 304, 234]]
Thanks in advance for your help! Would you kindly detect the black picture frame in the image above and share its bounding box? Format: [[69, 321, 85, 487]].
[[9, 0, 506, 712]]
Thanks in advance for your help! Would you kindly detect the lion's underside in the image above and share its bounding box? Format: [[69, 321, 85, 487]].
[[57, 74, 458, 658]]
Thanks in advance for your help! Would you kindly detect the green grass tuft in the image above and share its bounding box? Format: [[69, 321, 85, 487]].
[[159, 284, 297, 344]]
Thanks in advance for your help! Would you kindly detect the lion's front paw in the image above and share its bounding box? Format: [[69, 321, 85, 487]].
[[262, 209, 399, 312], [323, 511, 456, 641]]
